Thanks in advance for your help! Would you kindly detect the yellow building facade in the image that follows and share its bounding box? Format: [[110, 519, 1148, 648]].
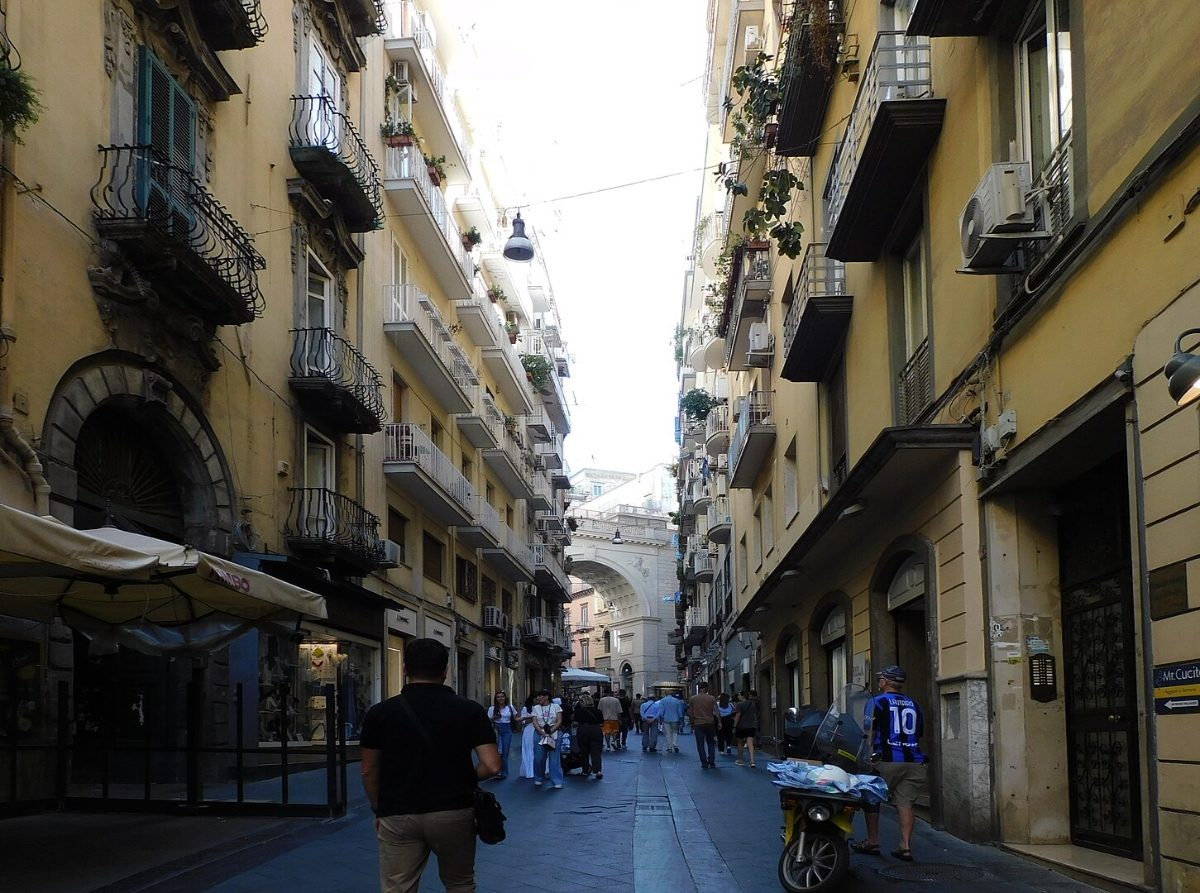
[[0, 0, 574, 810], [678, 1, 1200, 887]]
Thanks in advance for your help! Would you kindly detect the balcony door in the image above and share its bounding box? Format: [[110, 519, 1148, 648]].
[[390, 240, 409, 316], [137, 48, 196, 236], [308, 36, 341, 148], [305, 254, 338, 377], [305, 428, 336, 537]]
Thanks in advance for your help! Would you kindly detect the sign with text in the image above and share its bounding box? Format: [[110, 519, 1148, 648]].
[[1153, 659, 1200, 715]]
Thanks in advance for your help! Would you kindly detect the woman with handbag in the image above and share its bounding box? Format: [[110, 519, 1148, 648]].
[[530, 689, 563, 789], [573, 693, 605, 779], [518, 693, 537, 780], [716, 691, 736, 756], [487, 691, 516, 779]]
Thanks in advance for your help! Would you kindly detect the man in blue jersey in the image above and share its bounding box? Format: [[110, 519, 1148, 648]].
[[851, 665, 927, 861]]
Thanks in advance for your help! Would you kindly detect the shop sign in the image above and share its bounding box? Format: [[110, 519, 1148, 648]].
[[387, 606, 416, 635], [1153, 659, 1200, 715], [426, 616, 452, 644]]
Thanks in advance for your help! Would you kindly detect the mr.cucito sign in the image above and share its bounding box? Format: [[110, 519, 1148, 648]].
[[1153, 659, 1200, 716]]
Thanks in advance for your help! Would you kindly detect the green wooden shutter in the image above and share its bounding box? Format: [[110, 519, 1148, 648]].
[[136, 47, 196, 234]]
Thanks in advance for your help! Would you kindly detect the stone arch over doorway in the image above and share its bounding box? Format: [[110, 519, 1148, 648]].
[[808, 591, 853, 708], [774, 623, 803, 715], [40, 352, 236, 549]]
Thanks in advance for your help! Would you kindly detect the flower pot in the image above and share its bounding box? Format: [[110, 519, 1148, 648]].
[[385, 134, 414, 148], [488, 292, 498, 303], [427, 166, 442, 186], [747, 239, 770, 251], [508, 333, 518, 344]]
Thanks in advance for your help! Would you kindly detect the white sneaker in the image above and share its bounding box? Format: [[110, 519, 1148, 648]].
[[534, 781, 543, 786], [553, 784, 563, 789]]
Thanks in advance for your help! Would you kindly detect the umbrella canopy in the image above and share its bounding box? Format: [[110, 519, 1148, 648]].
[[0, 507, 326, 624], [560, 667, 613, 684]]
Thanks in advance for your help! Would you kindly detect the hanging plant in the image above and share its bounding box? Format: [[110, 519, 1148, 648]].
[[679, 388, 715, 421], [461, 226, 483, 249], [520, 354, 553, 391], [0, 61, 42, 145]]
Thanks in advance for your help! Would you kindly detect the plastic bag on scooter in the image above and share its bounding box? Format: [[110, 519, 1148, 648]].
[[767, 761, 890, 805]]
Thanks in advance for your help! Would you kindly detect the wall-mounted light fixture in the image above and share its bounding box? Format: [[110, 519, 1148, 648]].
[[837, 501, 866, 521], [611, 528, 624, 545], [503, 211, 534, 262], [1164, 328, 1200, 406]]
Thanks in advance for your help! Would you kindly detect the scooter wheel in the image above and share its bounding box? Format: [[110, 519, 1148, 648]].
[[777, 828, 849, 892]]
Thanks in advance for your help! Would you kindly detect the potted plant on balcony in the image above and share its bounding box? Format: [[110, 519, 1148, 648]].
[[486, 285, 507, 304], [462, 226, 483, 250], [504, 322, 519, 344], [0, 60, 42, 144], [380, 117, 417, 148], [679, 388, 715, 421], [423, 152, 450, 186], [520, 354, 553, 392]]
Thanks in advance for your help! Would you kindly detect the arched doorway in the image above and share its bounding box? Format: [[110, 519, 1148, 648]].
[[870, 539, 936, 713], [809, 594, 852, 708]]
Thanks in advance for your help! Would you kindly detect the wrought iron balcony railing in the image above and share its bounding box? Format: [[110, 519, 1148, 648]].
[[826, 32, 934, 233], [92, 145, 265, 324], [783, 243, 847, 355], [288, 328, 385, 432], [285, 487, 384, 571], [289, 94, 383, 232]]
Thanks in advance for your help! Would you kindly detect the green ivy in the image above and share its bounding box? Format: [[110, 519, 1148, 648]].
[[0, 61, 42, 144]]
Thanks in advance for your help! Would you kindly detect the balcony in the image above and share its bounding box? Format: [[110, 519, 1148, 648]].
[[457, 494, 504, 550], [535, 433, 564, 470], [906, 0, 1025, 36], [535, 509, 565, 535], [288, 328, 385, 433], [454, 281, 501, 348], [694, 478, 713, 513], [480, 425, 536, 502], [684, 625, 707, 647], [383, 148, 474, 297], [289, 95, 382, 232], [504, 625, 522, 650], [550, 468, 571, 491], [384, 284, 476, 413], [781, 243, 852, 381], [524, 408, 554, 443], [194, 0, 268, 50], [381, 423, 475, 526], [681, 413, 706, 451], [695, 211, 728, 280], [482, 605, 508, 634], [776, 0, 842, 157], [453, 385, 502, 450], [717, 0, 768, 145], [706, 404, 730, 457], [531, 543, 571, 602], [720, 142, 767, 250], [518, 332, 572, 435], [480, 338, 535, 415], [344, 0, 386, 37], [528, 471, 554, 512], [91, 145, 265, 325], [825, 33, 945, 261], [385, 0, 470, 182], [695, 552, 715, 583], [480, 522, 535, 583], [284, 487, 384, 575], [522, 616, 553, 646], [729, 391, 775, 488], [667, 629, 685, 646], [724, 245, 773, 372]]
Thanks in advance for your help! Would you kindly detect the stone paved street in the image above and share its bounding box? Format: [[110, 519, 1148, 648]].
[[0, 733, 1108, 893]]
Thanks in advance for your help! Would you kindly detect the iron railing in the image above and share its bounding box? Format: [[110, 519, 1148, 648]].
[[724, 244, 773, 366], [288, 328, 385, 421], [381, 423, 475, 514], [470, 494, 505, 543], [239, 0, 269, 41], [385, 284, 477, 393], [826, 32, 934, 231], [92, 145, 265, 319], [693, 210, 728, 257], [706, 404, 729, 448], [496, 523, 535, 575], [285, 487, 385, 563], [1028, 129, 1075, 266], [782, 243, 847, 356], [385, 0, 469, 153], [728, 390, 774, 474], [897, 337, 932, 425], [289, 94, 383, 227], [530, 543, 571, 594], [384, 147, 474, 283]]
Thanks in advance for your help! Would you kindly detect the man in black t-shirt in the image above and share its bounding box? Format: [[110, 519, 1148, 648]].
[[361, 638, 501, 893], [617, 689, 632, 749]]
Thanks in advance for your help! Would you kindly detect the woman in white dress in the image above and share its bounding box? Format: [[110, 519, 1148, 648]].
[[519, 693, 537, 779]]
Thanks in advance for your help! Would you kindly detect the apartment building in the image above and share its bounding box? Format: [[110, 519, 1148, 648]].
[[676, 0, 1200, 887], [0, 0, 574, 813]]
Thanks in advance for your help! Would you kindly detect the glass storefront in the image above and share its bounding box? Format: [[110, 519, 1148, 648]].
[[258, 629, 377, 744]]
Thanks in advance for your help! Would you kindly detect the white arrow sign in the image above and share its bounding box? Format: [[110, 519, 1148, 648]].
[[1164, 699, 1200, 709]]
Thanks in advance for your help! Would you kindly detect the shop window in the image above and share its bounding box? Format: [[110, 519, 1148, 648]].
[[423, 533, 444, 584]]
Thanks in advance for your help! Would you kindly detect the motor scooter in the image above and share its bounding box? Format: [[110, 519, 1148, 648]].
[[774, 686, 875, 892]]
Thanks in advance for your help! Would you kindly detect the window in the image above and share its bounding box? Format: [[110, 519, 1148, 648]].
[[592, 483, 604, 497], [461, 456, 472, 483], [580, 603, 589, 626], [737, 535, 748, 591], [762, 489, 774, 557], [602, 630, 611, 653], [391, 373, 407, 423], [307, 35, 341, 147], [423, 533, 444, 584], [823, 355, 848, 493], [456, 556, 478, 603], [580, 638, 590, 665], [303, 428, 334, 537], [303, 255, 335, 375], [752, 507, 763, 571], [485, 483, 495, 507], [1017, 0, 1072, 179], [386, 508, 407, 564], [430, 418, 444, 451], [897, 233, 932, 424], [481, 575, 497, 607], [783, 438, 799, 524], [502, 588, 514, 616], [137, 49, 196, 221]]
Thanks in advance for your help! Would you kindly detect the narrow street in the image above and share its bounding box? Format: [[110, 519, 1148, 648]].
[[5, 734, 1105, 893]]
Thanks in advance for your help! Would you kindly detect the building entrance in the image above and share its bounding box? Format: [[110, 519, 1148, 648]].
[[1058, 456, 1142, 858]]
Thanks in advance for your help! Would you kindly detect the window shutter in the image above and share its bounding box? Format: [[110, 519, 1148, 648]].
[[137, 47, 196, 232]]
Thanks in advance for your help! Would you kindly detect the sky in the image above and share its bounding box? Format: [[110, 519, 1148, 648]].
[[450, 1, 711, 476]]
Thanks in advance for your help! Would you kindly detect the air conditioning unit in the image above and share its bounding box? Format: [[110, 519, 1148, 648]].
[[380, 539, 402, 568], [391, 61, 417, 102], [960, 161, 1035, 270], [745, 25, 764, 52], [747, 322, 774, 366]]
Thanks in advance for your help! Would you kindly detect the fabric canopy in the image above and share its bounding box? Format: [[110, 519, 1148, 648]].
[[0, 507, 326, 625], [560, 667, 612, 684]]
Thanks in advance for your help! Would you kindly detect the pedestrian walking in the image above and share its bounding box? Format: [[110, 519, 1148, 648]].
[[657, 690, 686, 753], [617, 689, 632, 749], [687, 682, 720, 769], [573, 693, 605, 779], [486, 691, 516, 780], [640, 694, 661, 752], [631, 693, 644, 735], [852, 665, 928, 862], [716, 692, 736, 756], [734, 690, 760, 768], [360, 637, 501, 893], [530, 689, 564, 789], [518, 694, 537, 780], [597, 688, 623, 751]]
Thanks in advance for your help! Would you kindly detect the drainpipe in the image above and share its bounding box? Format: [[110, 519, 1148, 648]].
[[0, 137, 51, 516]]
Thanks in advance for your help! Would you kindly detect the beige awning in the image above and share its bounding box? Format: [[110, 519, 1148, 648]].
[[0, 507, 326, 624]]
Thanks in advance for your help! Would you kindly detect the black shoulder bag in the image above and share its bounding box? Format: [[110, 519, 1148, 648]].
[[395, 694, 507, 845]]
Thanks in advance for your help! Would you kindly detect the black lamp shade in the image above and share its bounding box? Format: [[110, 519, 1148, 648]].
[[503, 212, 534, 262], [1166, 351, 1200, 405]]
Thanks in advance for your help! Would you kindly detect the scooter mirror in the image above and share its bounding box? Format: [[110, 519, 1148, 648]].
[[785, 706, 799, 722]]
